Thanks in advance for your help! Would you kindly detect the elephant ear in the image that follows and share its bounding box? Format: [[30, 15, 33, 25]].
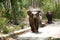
[[27, 11, 32, 16], [37, 11, 41, 15], [37, 11, 40, 14]]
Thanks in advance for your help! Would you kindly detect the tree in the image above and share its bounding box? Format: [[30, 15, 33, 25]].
[[10, 0, 19, 25]]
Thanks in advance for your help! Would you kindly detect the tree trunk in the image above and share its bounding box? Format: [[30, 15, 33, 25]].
[[10, 0, 19, 25], [32, 0, 37, 8]]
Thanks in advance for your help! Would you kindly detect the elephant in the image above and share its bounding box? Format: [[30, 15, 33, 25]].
[[46, 11, 54, 24], [27, 10, 41, 33]]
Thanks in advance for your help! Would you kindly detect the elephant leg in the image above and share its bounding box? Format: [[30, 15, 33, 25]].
[[34, 19, 39, 33], [29, 18, 35, 32]]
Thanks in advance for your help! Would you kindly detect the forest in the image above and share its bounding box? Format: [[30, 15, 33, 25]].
[[0, 0, 60, 34]]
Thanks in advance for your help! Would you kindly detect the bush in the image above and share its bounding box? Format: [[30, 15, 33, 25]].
[[19, 22, 25, 29], [0, 17, 9, 34]]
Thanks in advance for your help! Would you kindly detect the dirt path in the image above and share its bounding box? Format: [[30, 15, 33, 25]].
[[17, 21, 60, 40]]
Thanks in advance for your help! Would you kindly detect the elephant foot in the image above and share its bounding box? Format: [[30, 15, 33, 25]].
[[32, 30, 38, 33]]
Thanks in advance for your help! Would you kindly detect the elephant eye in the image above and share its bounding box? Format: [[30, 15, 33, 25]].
[[32, 11, 37, 14]]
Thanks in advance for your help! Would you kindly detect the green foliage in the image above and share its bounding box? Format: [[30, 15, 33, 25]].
[[39, 0, 60, 19], [54, 7, 60, 19], [3, 26, 9, 34], [11, 20, 26, 30], [41, 0, 54, 12], [20, 22, 25, 27], [0, 17, 8, 33], [17, 10, 27, 21], [0, 17, 26, 34], [0, 0, 3, 2]]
